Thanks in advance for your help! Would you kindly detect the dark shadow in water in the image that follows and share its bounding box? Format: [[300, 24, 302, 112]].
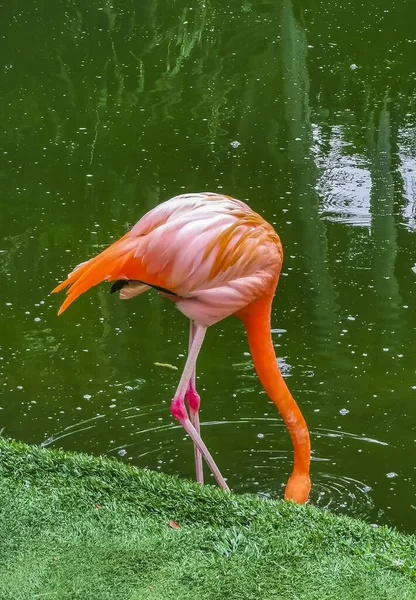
[[366, 98, 402, 341], [280, 0, 339, 349]]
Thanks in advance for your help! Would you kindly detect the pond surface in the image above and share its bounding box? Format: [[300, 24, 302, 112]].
[[1, 0, 416, 532]]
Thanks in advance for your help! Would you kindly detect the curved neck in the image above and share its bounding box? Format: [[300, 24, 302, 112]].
[[237, 296, 310, 479]]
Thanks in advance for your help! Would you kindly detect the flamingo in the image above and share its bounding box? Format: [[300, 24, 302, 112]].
[[52, 192, 311, 503]]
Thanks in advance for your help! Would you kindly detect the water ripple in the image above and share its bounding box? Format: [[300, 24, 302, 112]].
[[40, 414, 379, 520], [41, 414, 105, 447], [311, 473, 373, 515]]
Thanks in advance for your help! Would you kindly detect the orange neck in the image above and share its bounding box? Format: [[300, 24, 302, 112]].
[[237, 295, 311, 503]]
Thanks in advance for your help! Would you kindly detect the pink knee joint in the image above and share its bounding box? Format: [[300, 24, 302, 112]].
[[185, 387, 200, 412], [170, 397, 188, 422]]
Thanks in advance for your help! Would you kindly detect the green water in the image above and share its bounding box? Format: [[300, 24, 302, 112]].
[[1, 1, 415, 532]]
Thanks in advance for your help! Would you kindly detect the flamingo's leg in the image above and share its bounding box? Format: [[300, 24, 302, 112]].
[[185, 320, 203, 484], [170, 324, 229, 491]]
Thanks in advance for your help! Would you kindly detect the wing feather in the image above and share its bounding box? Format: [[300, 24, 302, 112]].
[[52, 193, 282, 319]]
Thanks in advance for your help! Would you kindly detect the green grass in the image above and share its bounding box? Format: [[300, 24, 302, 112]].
[[0, 437, 415, 599]]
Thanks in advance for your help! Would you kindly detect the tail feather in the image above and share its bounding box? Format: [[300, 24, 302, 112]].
[[51, 234, 157, 315]]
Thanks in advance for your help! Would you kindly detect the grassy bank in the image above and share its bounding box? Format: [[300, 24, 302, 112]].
[[0, 437, 415, 599]]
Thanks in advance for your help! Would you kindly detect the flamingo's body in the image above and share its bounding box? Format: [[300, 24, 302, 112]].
[[52, 193, 311, 503]]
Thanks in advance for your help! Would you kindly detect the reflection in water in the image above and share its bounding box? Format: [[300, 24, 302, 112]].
[[280, 0, 338, 346], [368, 104, 401, 323], [399, 127, 416, 229], [316, 125, 372, 226]]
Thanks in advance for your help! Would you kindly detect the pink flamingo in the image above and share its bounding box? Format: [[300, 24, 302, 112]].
[[52, 192, 311, 503]]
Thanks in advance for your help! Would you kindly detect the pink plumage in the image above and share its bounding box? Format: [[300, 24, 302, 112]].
[[53, 193, 283, 326], [52, 192, 311, 503]]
